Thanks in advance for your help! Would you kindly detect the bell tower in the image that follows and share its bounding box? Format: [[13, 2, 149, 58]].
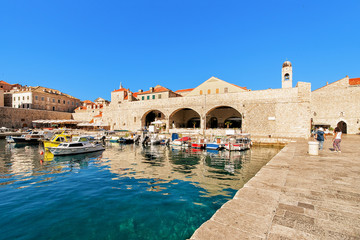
[[282, 60, 292, 88]]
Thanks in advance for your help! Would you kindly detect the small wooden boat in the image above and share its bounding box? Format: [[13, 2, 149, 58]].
[[12, 131, 48, 144], [206, 137, 225, 150], [224, 134, 251, 151]]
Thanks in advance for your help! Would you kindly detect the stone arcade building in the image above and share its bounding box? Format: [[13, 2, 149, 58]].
[[73, 61, 360, 138]]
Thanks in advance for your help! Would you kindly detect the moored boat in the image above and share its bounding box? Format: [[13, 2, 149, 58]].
[[48, 136, 105, 156], [12, 131, 50, 144], [42, 131, 73, 150], [224, 134, 251, 151]]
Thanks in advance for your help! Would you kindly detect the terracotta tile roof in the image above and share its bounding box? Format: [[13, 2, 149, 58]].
[[75, 106, 87, 110], [0, 80, 11, 85], [231, 83, 247, 90], [94, 112, 103, 118], [112, 88, 127, 92], [83, 100, 93, 103], [137, 86, 171, 95], [133, 92, 139, 98], [175, 88, 194, 93], [349, 78, 360, 85]]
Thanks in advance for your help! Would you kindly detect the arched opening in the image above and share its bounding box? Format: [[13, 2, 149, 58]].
[[142, 110, 166, 127], [206, 106, 242, 129], [337, 121, 347, 134], [284, 73, 290, 80], [169, 108, 201, 129]]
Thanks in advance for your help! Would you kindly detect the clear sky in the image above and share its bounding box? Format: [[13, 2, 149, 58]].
[[1, 0, 359, 101]]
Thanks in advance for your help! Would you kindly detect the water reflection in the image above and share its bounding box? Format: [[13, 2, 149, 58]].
[[0, 140, 282, 197]]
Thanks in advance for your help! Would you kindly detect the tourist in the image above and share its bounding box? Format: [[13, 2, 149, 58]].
[[315, 127, 326, 150], [332, 127, 342, 153]]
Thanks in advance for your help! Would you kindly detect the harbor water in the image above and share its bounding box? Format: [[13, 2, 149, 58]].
[[0, 140, 282, 240]]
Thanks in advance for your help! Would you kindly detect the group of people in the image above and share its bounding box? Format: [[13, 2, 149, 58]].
[[314, 127, 342, 152]]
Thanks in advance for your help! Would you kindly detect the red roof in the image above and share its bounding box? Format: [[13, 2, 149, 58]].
[[231, 83, 247, 90], [0, 80, 11, 85], [175, 88, 194, 93], [137, 86, 171, 95], [349, 78, 360, 86], [133, 92, 139, 98], [83, 100, 92, 103], [75, 106, 87, 110], [94, 112, 103, 118], [112, 88, 127, 92]]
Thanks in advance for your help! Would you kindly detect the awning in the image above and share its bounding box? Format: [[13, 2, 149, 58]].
[[151, 120, 165, 125]]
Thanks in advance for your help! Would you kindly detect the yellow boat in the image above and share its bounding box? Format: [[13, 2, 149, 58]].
[[42, 131, 73, 151]]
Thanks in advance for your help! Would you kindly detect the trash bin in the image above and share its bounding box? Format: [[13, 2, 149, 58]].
[[308, 141, 319, 155]]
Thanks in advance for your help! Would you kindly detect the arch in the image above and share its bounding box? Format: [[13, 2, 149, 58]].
[[337, 121, 347, 134], [206, 106, 242, 129], [284, 73, 290, 80], [141, 109, 166, 127], [169, 108, 201, 129]]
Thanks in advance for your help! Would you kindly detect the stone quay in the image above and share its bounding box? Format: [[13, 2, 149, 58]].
[[190, 135, 360, 239]]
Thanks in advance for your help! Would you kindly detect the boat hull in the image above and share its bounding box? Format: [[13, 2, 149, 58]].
[[49, 145, 105, 156]]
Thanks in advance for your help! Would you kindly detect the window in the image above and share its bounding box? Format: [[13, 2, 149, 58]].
[[35, 96, 38, 100], [142, 96, 144, 100], [200, 90, 203, 95], [63, 100, 65, 104], [216, 88, 219, 94], [158, 94, 161, 99], [41, 97, 44, 101], [68, 101, 70, 104], [18, 97, 20, 100], [13, 97, 15, 101], [58, 100, 60, 103], [53, 98, 55, 103], [22, 96, 24, 100], [27, 96, 29, 100], [152, 95, 155, 99], [147, 96, 150, 100], [47, 97, 50, 101], [224, 87, 228, 93], [284, 73, 290, 80], [134, 117, 136, 123], [207, 89, 211, 94], [53, 106, 55, 111]]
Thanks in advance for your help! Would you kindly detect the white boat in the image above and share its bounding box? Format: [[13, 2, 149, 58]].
[[224, 134, 251, 151], [48, 136, 105, 156]]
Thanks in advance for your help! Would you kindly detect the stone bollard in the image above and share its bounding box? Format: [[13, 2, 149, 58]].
[[308, 141, 319, 155]]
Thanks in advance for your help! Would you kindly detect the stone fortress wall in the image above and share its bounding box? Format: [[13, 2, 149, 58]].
[[0, 107, 72, 128]]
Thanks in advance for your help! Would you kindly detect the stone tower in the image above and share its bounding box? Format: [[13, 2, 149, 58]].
[[282, 60, 293, 88]]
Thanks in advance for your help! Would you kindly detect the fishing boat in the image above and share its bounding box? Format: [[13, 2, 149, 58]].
[[191, 138, 206, 149], [224, 134, 251, 151], [48, 136, 105, 156], [206, 137, 225, 150], [42, 131, 73, 150]]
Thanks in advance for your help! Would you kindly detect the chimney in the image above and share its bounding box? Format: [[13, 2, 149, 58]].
[[150, 87, 154, 92]]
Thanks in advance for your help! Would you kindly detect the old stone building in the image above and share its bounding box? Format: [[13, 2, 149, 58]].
[[311, 76, 360, 134], [9, 86, 80, 112], [73, 61, 312, 138]]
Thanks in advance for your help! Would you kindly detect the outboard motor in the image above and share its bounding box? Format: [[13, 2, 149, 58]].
[[134, 135, 140, 144], [142, 135, 150, 146]]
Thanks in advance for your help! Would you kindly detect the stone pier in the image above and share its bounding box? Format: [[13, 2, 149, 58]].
[[190, 135, 360, 239]]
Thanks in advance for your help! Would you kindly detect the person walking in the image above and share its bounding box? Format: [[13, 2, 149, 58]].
[[315, 127, 326, 150], [332, 127, 342, 153]]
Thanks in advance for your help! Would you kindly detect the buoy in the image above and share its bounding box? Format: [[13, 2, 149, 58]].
[[40, 151, 44, 155]]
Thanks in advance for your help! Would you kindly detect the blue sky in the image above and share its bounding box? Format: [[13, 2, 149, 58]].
[[1, 0, 359, 101]]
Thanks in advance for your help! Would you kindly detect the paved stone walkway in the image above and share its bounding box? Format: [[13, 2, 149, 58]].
[[190, 135, 360, 239]]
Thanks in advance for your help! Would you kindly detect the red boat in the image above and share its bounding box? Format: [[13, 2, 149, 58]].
[[191, 139, 206, 149]]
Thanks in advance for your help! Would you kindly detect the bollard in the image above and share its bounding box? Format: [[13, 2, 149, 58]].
[[308, 141, 319, 155]]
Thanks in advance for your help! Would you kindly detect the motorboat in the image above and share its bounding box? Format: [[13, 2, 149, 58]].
[[109, 136, 120, 143], [119, 137, 135, 144], [48, 136, 105, 156], [12, 131, 51, 144], [224, 134, 251, 151], [191, 138, 206, 149], [42, 131, 73, 151], [206, 137, 225, 150], [171, 136, 191, 147]]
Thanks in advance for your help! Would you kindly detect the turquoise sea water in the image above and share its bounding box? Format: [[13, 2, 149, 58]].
[[0, 140, 281, 240]]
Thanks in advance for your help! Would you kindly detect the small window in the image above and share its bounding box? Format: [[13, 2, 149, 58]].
[[27, 96, 29, 100], [207, 89, 211, 94], [41, 97, 44, 101], [147, 96, 150, 100], [216, 88, 219, 94], [68, 101, 70, 104], [53, 98, 55, 102], [284, 73, 290, 80], [200, 90, 203, 95], [134, 117, 136, 122], [152, 95, 155, 99], [13, 97, 15, 101], [22, 96, 25, 100], [47, 97, 50, 101], [224, 88, 228, 93], [18, 97, 20, 100], [35, 96, 38, 100], [142, 96, 144, 100], [53, 106, 55, 111], [63, 100, 65, 104], [58, 100, 60, 103], [158, 94, 161, 99], [72, 102, 74, 105]]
